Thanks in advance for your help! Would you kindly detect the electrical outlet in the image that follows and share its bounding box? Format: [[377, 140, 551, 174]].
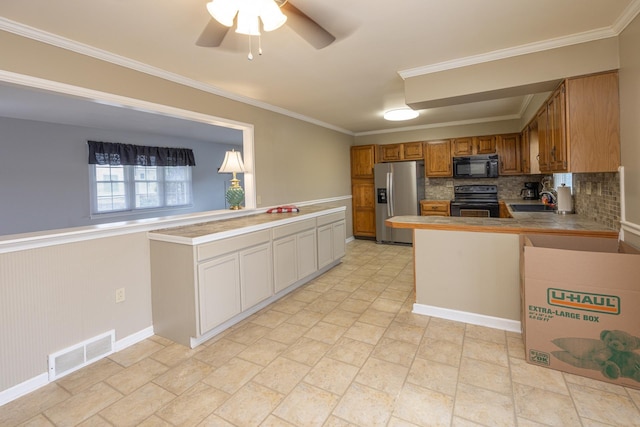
[[597, 182, 602, 196], [257, 195, 262, 205], [115, 288, 125, 303], [586, 182, 592, 195], [446, 180, 453, 188]]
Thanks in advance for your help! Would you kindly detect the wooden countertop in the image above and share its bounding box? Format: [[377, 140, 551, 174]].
[[387, 200, 618, 238], [148, 204, 346, 245]]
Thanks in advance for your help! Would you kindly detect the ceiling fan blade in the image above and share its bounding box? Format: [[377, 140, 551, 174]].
[[196, 18, 230, 47], [281, 2, 336, 49]]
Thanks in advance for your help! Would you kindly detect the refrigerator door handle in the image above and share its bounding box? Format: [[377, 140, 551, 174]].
[[387, 172, 394, 217]]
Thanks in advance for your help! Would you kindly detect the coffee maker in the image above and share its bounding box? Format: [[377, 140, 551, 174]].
[[520, 182, 540, 200]]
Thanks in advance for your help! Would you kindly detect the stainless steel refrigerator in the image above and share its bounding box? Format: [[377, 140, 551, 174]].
[[374, 161, 425, 244]]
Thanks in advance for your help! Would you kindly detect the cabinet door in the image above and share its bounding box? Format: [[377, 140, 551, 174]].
[[350, 145, 376, 179], [403, 142, 424, 160], [239, 242, 273, 310], [198, 253, 241, 334], [317, 224, 333, 269], [332, 221, 346, 260], [452, 137, 473, 156], [548, 85, 568, 171], [379, 144, 403, 162], [297, 229, 318, 279], [425, 140, 452, 177], [520, 126, 531, 174], [273, 235, 298, 293], [536, 107, 550, 172], [497, 134, 521, 175], [352, 181, 376, 237], [475, 136, 496, 154]]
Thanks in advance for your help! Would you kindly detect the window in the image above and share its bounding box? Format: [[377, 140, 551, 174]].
[[88, 141, 195, 215]]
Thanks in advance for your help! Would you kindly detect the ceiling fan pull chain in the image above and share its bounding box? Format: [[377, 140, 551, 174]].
[[258, 34, 263, 56], [247, 36, 253, 60]]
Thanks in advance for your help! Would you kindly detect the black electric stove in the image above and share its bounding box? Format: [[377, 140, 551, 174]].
[[450, 185, 500, 218]]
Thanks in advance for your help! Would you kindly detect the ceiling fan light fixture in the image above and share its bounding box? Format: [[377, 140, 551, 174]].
[[206, 0, 238, 27], [259, 0, 287, 31], [384, 108, 419, 121], [235, 12, 261, 35]]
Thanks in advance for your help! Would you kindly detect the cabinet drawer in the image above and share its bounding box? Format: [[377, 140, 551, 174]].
[[316, 211, 345, 227], [197, 230, 271, 262], [420, 201, 450, 216], [272, 218, 316, 240]]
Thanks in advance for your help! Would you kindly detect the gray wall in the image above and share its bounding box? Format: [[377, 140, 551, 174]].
[[0, 116, 242, 235]]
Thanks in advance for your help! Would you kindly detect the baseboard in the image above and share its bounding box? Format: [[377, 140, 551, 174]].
[[0, 326, 154, 407], [413, 303, 522, 333]]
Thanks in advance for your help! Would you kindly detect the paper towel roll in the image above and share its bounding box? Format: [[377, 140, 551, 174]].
[[557, 186, 573, 213]]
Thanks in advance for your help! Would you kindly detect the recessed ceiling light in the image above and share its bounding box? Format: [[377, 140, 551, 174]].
[[383, 108, 419, 121]]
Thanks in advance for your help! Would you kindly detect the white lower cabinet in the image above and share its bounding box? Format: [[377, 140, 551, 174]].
[[317, 213, 347, 269], [239, 242, 273, 310], [272, 219, 317, 293], [149, 208, 345, 347], [198, 253, 241, 333]]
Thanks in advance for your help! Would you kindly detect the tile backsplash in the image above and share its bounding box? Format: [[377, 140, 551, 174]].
[[572, 172, 620, 230], [425, 172, 621, 230], [424, 175, 548, 201]]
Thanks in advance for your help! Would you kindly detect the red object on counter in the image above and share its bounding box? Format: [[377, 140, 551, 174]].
[[266, 206, 300, 213]]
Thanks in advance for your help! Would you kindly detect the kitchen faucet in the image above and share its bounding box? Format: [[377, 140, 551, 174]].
[[540, 189, 557, 205]]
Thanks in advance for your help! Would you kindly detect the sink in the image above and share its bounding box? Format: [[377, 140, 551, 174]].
[[509, 204, 555, 212]]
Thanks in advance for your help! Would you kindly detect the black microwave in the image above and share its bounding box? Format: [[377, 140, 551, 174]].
[[453, 154, 499, 179]]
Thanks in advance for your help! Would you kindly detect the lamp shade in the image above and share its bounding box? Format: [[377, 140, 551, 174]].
[[218, 150, 246, 174], [235, 11, 261, 35], [206, 0, 239, 27], [259, 0, 287, 31]]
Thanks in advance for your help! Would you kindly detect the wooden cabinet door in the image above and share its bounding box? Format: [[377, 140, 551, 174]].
[[520, 126, 531, 174], [452, 137, 473, 156], [350, 145, 376, 179], [497, 134, 521, 175], [475, 135, 497, 154], [420, 200, 450, 216], [536, 107, 550, 172], [548, 84, 568, 171], [239, 242, 273, 310], [425, 140, 452, 177], [352, 181, 376, 237], [403, 142, 424, 160], [379, 144, 403, 162], [566, 71, 620, 172], [198, 253, 241, 333]]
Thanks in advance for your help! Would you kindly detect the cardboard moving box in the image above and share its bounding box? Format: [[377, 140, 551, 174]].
[[522, 234, 640, 389]]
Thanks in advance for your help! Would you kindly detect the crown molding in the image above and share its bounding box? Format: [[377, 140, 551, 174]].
[[0, 17, 354, 136], [398, 0, 640, 79]]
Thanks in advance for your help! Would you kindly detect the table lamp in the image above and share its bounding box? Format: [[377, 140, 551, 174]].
[[218, 149, 245, 210]]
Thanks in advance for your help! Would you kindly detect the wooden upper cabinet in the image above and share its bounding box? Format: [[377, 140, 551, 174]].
[[520, 126, 531, 174], [548, 84, 568, 172], [377, 141, 424, 162], [496, 133, 521, 175], [425, 140, 452, 177], [452, 136, 496, 156], [378, 144, 403, 162], [350, 145, 376, 179], [451, 137, 474, 156], [534, 70, 620, 173], [566, 71, 620, 172], [403, 142, 424, 160]]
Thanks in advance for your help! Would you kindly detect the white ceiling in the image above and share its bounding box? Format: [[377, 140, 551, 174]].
[[0, 0, 639, 135]]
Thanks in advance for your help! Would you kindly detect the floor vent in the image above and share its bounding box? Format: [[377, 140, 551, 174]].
[[48, 330, 115, 381]]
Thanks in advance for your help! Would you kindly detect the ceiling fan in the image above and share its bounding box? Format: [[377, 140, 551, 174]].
[[196, 0, 336, 50]]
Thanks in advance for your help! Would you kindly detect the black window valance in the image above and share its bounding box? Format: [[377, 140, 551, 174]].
[[88, 141, 196, 167]]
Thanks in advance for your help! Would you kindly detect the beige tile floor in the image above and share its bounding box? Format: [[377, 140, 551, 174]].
[[2, 239, 640, 426]]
